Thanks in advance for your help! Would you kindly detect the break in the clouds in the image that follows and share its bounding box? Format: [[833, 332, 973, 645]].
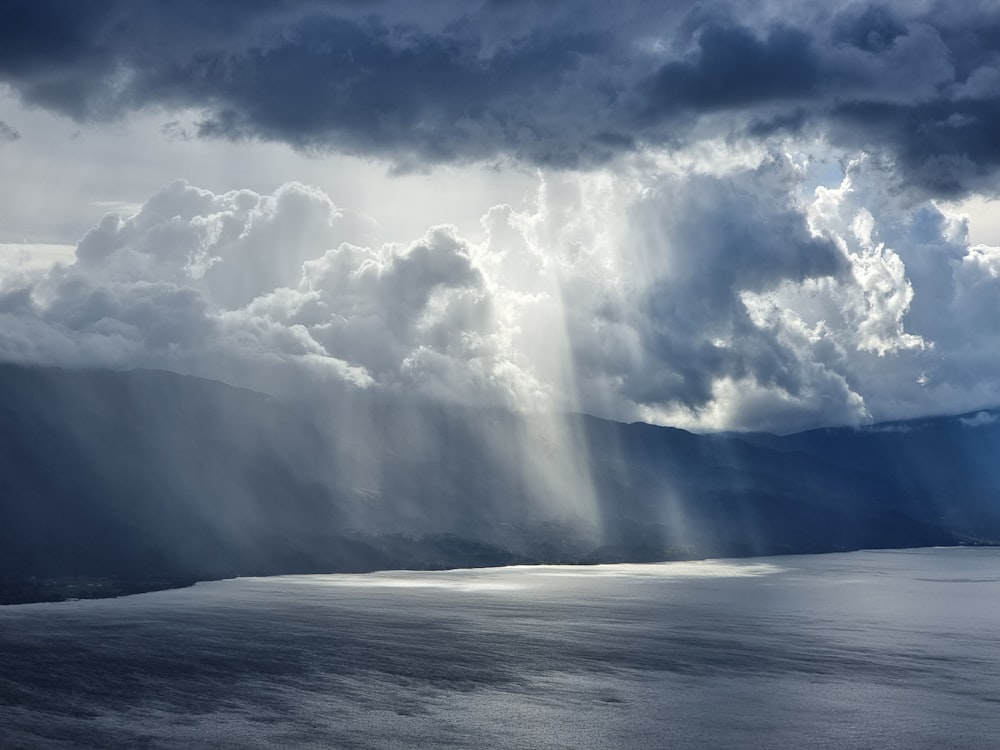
[[1, 0, 1000, 433], [2, 0, 1000, 194]]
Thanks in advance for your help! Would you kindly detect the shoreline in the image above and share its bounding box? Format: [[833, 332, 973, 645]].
[[0, 576, 200, 606], [6, 540, 996, 606]]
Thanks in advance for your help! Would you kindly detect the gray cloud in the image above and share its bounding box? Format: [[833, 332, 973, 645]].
[[619, 166, 846, 412], [4, 0, 1000, 433], [2, 1, 1000, 194], [3, 162, 1000, 433], [645, 23, 819, 115]]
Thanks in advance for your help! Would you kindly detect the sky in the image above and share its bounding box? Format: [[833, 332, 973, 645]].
[[1, 0, 999, 434]]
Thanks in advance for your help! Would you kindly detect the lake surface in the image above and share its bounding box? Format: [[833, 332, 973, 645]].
[[2, 547, 1000, 749]]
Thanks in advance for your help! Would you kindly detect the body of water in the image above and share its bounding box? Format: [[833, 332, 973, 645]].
[[2, 547, 999, 748]]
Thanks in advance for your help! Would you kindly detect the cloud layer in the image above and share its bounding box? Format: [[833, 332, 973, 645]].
[[2, 2, 1000, 432], [2, 148, 999, 433], [2, 1, 1000, 194]]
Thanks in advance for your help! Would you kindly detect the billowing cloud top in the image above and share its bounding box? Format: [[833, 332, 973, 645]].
[[2, 155, 999, 433], [1, 1, 999, 433], [2, 0, 1000, 193]]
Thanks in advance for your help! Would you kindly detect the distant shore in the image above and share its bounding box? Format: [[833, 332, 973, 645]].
[[6, 540, 997, 605], [0, 577, 199, 606]]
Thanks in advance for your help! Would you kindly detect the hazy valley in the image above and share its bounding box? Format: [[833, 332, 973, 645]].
[[3, 364, 998, 603]]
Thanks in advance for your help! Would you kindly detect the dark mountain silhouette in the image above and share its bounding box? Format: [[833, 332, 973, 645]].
[[1, 364, 998, 602]]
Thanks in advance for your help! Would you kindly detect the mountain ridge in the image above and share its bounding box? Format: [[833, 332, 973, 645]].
[[2, 364, 998, 603]]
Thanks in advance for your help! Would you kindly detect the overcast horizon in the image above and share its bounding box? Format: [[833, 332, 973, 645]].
[[2, 0, 1000, 434]]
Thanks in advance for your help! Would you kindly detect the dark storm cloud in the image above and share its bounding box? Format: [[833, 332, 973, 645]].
[[0, 0, 621, 164], [183, 19, 607, 164], [0, 2, 113, 117], [830, 98, 1000, 196], [817, 2, 1000, 197], [645, 24, 819, 115], [830, 4, 908, 54], [2, 1, 1000, 193]]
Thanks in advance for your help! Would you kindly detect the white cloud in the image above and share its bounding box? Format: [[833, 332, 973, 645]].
[[960, 411, 998, 428], [3, 139, 1000, 433]]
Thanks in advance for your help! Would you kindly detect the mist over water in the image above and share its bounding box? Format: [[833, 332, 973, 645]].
[[3, 547, 999, 749]]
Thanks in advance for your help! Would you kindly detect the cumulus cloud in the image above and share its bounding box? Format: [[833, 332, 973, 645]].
[[6, 0, 1000, 435], [2, 1, 1000, 195], [4, 145, 1000, 433], [743, 154, 1000, 425], [0, 180, 537, 407]]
